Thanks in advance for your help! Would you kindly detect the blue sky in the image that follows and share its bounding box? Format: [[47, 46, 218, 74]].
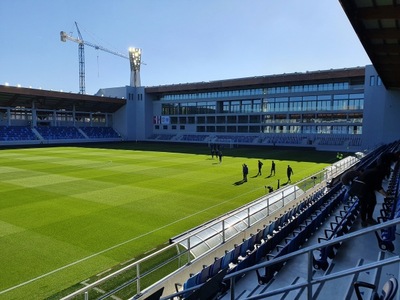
[[0, 1, 371, 95]]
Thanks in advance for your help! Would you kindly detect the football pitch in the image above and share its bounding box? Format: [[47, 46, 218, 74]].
[[0, 142, 337, 299]]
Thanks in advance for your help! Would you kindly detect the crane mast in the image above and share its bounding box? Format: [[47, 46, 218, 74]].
[[60, 22, 141, 94]]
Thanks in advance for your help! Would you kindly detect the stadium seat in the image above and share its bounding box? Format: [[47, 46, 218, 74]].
[[353, 277, 398, 300]]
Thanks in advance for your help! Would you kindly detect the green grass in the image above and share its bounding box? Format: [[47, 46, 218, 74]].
[[0, 143, 338, 299]]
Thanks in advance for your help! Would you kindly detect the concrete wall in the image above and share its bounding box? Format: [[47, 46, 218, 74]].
[[363, 65, 400, 150]]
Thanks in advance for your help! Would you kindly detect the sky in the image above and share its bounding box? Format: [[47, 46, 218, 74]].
[[0, 0, 371, 95]]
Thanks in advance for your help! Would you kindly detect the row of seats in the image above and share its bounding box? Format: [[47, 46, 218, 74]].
[[0, 126, 120, 141], [317, 136, 348, 146], [375, 158, 400, 252], [312, 196, 360, 271], [312, 144, 392, 271], [261, 135, 307, 145], [180, 135, 208, 142], [147, 133, 362, 148], [148, 134, 175, 141], [215, 135, 256, 144], [256, 186, 345, 284], [36, 126, 85, 140], [0, 126, 38, 141], [80, 126, 120, 138], [175, 186, 343, 298]]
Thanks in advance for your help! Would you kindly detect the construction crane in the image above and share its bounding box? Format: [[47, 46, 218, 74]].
[[60, 22, 142, 93]]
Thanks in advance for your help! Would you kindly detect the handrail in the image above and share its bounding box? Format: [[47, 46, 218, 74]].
[[161, 218, 400, 300], [224, 218, 400, 279]]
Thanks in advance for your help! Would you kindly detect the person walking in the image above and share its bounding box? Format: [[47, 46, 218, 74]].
[[270, 161, 276, 176], [257, 160, 263, 176], [287, 165, 293, 183], [351, 167, 387, 227], [340, 168, 363, 203]]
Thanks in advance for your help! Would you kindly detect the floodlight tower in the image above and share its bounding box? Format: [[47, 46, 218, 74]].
[[129, 48, 142, 87]]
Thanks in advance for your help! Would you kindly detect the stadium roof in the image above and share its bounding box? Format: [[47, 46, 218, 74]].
[[145, 67, 365, 94], [339, 0, 400, 90], [0, 85, 126, 113]]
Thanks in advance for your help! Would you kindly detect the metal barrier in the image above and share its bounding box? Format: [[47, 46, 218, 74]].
[[162, 218, 400, 300]]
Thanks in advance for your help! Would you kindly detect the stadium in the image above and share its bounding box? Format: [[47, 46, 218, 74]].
[[1, 1, 400, 300]]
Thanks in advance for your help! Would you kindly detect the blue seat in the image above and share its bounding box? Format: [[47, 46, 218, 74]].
[[221, 249, 234, 269], [198, 265, 211, 284], [175, 273, 201, 299], [354, 277, 398, 300], [210, 257, 222, 277]]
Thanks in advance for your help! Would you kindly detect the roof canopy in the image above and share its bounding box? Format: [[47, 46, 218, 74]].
[[339, 0, 400, 90], [0, 85, 125, 113]]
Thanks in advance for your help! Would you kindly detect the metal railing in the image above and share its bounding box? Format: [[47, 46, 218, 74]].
[[225, 218, 400, 300], [162, 218, 400, 300]]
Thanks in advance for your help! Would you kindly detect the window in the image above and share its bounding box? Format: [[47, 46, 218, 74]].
[[370, 76, 375, 86], [206, 116, 215, 124], [206, 126, 215, 132], [223, 101, 230, 113], [275, 98, 288, 112], [289, 97, 302, 112], [249, 125, 260, 133], [227, 116, 236, 123], [230, 101, 240, 113], [253, 99, 261, 112], [242, 100, 252, 113], [263, 125, 274, 133], [197, 116, 205, 124], [250, 115, 260, 123], [217, 116, 226, 124], [317, 95, 331, 111], [238, 115, 248, 123]]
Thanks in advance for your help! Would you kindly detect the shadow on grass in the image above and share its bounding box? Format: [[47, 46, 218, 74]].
[[233, 180, 246, 185], [67, 141, 338, 163]]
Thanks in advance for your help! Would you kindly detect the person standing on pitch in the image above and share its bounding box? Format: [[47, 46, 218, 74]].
[[242, 164, 249, 182], [257, 160, 263, 176], [287, 165, 293, 183], [270, 161, 276, 176]]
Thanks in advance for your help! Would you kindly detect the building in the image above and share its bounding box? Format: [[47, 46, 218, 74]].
[[91, 64, 396, 153]]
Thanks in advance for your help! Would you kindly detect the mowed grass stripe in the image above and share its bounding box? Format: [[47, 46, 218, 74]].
[[0, 145, 335, 299]]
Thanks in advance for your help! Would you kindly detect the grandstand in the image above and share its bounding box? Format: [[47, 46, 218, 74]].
[[0, 0, 400, 299]]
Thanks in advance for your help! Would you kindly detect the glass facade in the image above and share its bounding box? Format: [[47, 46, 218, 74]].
[[157, 80, 363, 136]]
